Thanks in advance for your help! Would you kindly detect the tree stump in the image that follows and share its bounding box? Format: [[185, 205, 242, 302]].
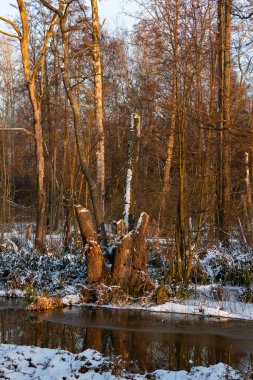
[[112, 212, 151, 290], [116, 219, 127, 240], [112, 233, 132, 284], [75, 205, 108, 283], [86, 242, 109, 283], [75, 206, 98, 244], [132, 212, 150, 271]]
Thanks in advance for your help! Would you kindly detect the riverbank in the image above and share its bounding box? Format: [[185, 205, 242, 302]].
[[1, 246, 253, 320], [0, 344, 244, 379]]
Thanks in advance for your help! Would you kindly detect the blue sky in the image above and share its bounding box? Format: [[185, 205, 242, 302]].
[[0, 0, 139, 31]]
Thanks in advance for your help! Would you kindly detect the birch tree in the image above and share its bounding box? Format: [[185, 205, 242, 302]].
[[124, 113, 141, 231]]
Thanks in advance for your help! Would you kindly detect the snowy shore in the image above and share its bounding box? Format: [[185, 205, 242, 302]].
[[0, 344, 244, 380]]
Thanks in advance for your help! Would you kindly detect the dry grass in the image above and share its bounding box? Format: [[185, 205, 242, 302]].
[[28, 295, 63, 311]]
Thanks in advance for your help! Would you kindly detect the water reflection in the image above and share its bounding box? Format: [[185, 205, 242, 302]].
[[0, 298, 252, 373]]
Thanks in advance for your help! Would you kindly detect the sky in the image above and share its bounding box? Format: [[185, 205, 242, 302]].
[[0, 0, 139, 32]]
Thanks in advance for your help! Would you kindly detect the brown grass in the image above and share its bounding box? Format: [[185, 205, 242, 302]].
[[27, 295, 63, 311]]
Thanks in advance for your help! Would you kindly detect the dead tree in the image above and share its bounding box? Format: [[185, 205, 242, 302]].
[[112, 233, 133, 284], [75, 206, 108, 283], [112, 212, 150, 287], [75, 203, 150, 288]]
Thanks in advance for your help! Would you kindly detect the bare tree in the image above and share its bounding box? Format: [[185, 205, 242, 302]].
[[39, 0, 107, 243], [0, 0, 59, 249]]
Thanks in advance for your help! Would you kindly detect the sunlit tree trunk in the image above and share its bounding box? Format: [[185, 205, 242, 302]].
[[91, 0, 105, 212]]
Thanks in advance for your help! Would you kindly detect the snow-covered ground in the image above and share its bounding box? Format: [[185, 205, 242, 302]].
[[0, 344, 244, 379], [1, 232, 253, 321]]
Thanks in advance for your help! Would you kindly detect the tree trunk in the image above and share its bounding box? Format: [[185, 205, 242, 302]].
[[112, 233, 132, 284], [131, 212, 150, 271], [58, 12, 107, 244], [75, 206, 98, 245], [33, 108, 46, 247], [216, 0, 231, 245], [75, 206, 108, 283], [159, 0, 178, 232], [244, 152, 252, 233], [91, 0, 105, 211], [124, 113, 141, 231], [15, 0, 58, 250]]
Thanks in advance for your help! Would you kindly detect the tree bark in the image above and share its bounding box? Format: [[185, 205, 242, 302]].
[[131, 212, 150, 271], [91, 0, 105, 211], [75, 206, 108, 283], [112, 233, 132, 284], [75, 206, 98, 245]]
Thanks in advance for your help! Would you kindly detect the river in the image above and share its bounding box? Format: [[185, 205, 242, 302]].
[[0, 297, 252, 373]]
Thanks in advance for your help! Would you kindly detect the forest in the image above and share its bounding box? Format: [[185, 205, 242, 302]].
[[0, 0, 253, 290], [1, 1, 253, 379]]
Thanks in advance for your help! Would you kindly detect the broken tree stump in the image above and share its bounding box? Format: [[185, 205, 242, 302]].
[[86, 242, 109, 283], [132, 212, 150, 271], [75, 206, 108, 283], [75, 206, 98, 245], [112, 232, 133, 284], [112, 212, 151, 290], [129, 212, 151, 289], [116, 219, 127, 240]]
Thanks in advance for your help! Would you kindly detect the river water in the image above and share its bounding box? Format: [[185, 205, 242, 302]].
[[0, 297, 252, 373]]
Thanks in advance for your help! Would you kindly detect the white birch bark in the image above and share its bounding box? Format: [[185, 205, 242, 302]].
[[124, 113, 141, 231]]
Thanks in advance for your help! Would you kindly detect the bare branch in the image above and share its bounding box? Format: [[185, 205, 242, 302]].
[[0, 16, 21, 37], [232, 12, 253, 20], [0, 128, 34, 138], [38, 0, 60, 15], [32, 14, 59, 80], [0, 30, 21, 39]]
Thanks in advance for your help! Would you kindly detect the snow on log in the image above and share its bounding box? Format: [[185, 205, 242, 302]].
[[75, 206, 98, 245]]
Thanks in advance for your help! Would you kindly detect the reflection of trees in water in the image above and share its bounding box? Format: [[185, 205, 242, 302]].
[[0, 309, 251, 373]]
